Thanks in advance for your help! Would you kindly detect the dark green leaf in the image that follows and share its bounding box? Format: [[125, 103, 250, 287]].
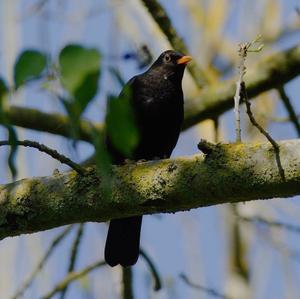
[[59, 44, 101, 113], [60, 97, 82, 140], [74, 71, 100, 112], [91, 129, 112, 196], [14, 50, 47, 88], [106, 89, 139, 157]]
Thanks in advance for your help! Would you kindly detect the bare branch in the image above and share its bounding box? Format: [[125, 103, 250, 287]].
[[241, 82, 285, 180], [140, 0, 209, 87], [239, 216, 300, 234], [241, 83, 279, 150], [59, 223, 85, 299], [183, 45, 300, 130], [277, 86, 300, 137], [0, 139, 299, 240], [41, 260, 106, 299], [0, 140, 86, 175], [11, 225, 73, 299], [234, 36, 264, 142], [180, 273, 231, 299], [140, 248, 162, 291]]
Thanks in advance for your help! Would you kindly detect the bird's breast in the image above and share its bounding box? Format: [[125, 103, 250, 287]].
[[132, 86, 184, 159]]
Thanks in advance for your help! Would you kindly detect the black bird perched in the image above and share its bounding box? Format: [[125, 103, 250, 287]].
[[105, 50, 192, 267]]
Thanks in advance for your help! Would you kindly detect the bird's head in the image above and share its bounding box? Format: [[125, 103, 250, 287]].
[[149, 50, 192, 82]]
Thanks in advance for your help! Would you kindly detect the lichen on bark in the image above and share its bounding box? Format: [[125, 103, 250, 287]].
[[0, 139, 299, 240]]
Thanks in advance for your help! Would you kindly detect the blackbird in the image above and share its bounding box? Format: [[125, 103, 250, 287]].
[[104, 50, 192, 267]]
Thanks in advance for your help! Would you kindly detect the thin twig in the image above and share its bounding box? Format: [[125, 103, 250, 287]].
[[234, 36, 264, 142], [273, 116, 300, 123], [241, 83, 279, 150], [140, 0, 208, 87], [180, 273, 232, 299], [11, 226, 73, 299], [233, 54, 245, 142], [140, 248, 162, 291], [27, 0, 48, 14], [277, 86, 300, 137], [241, 82, 285, 180], [268, 115, 300, 123], [239, 216, 300, 234], [257, 225, 300, 264], [235, 37, 278, 147], [234, 38, 285, 179], [0, 140, 85, 175], [59, 223, 85, 299], [41, 260, 106, 299]]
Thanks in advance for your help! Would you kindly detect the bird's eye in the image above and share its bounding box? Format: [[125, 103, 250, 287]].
[[164, 54, 171, 62]]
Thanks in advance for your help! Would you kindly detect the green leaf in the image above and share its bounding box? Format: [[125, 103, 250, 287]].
[[14, 50, 47, 88], [91, 129, 112, 197], [106, 89, 139, 157], [60, 97, 82, 140], [59, 44, 101, 113]]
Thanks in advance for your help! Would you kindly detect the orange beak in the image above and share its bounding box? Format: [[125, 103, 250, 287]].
[[176, 55, 192, 65]]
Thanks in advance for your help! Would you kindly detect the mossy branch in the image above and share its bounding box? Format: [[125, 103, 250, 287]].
[[0, 139, 299, 240]]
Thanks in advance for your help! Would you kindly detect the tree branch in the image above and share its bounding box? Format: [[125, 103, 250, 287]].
[[277, 86, 300, 137], [41, 260, 106, 299], [183, 44, 300, 129], [180, 273, 231, 299], [0, 139, 299, 239], [11, 225, 73, 299], [238, 215, 300, 234], [3, 105, 102, 143], [0, 140, 86, 174], [140, 248, 162, 291], [59, 223, 85, 299], [140, 0, 209, 87]]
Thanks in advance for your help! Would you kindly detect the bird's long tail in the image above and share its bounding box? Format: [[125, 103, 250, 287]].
[[105, 216, 142, 267]]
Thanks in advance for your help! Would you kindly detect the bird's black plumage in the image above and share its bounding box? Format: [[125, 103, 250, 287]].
[[104, 50, 191, 267]]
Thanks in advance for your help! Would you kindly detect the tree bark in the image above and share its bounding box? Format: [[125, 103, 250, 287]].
[[0, 139, 299, 240]]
